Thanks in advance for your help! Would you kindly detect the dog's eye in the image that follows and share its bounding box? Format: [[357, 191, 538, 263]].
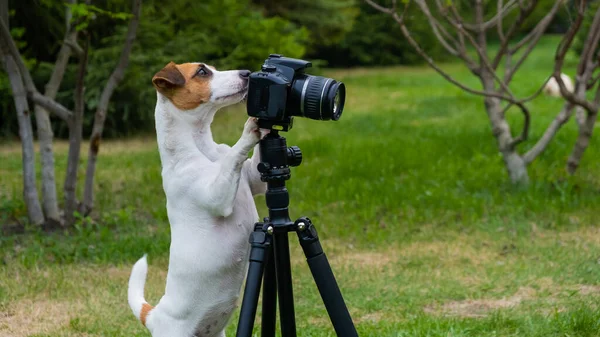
[[196, 66, 209, 77]]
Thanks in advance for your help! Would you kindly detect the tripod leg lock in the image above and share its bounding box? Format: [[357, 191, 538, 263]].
[[248, 222, 272, 263], [295, 217, 324, 259]]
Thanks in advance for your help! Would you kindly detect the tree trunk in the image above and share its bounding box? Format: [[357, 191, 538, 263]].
[[35, 1, 78, 225], [81, 0, 142, 215], [63, 37, 88, 226], [567, 108, 598, 174], [482, 79, 529, 185], [0, 2, 44, 225], [2, 55, 45, 225], [33, 105, 59, 224]]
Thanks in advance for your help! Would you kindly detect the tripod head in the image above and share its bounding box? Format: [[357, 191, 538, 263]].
[[257, 131, 302, 229]]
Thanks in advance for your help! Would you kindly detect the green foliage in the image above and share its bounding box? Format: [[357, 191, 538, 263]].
[[316, 2, 449, 67], [67, 3, 132, 31], [251, 0, 358, 48], [0, 0, 309, 138], [80, 0, 308, 137]]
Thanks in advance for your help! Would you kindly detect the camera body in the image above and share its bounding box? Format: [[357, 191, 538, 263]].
[[247, 54, 345, 131]]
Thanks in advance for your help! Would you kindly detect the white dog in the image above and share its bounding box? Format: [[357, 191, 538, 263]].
[[127, 61, 266, 337], [543, 73, 574, 97]]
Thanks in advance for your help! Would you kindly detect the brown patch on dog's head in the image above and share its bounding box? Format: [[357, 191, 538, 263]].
[[140, 302, 154, 326], [152, 62, 212, 111]]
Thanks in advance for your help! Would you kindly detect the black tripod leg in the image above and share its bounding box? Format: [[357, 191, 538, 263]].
[[295, 218, 359, 337], [236, 224, 271, 337], [273, 232, 297, 337], [261, 242, 276, 337]]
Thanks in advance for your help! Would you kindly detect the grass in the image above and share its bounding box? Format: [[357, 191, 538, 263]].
[[2, 36, 600, 336]]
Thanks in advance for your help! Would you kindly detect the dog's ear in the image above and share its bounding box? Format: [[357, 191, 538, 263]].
[[152, 62, 185, 94]]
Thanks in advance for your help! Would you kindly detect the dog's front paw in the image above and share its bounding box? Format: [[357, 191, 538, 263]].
[[260, 128, 271, 139], [242, 117, 261, 145]]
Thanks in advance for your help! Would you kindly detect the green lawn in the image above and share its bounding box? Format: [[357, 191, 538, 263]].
[[2, 36, 600, 336]]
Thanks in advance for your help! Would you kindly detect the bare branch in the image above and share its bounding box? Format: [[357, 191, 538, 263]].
[[523, 102, 575, 164], [64, 39, 84, 57], [497, 0, 506, 41], [29, 91, 72, 121], [413, 0, 459, 57], [433, 0, 478, 71], [0, 9, 75, 121], [365, 0, 522, 104], [82, 0, 143, 214], [64, 34, 89, 225], [508, 0, 562, 56], [440, 3, 519, 101], [555, 0, 598, 114], [95, 0, 141, 126], [577, 6, 600, 83], [504, 9, 556, 85], [461, 0, 519, 31], [492, 0, 540, 69], [521, 77, 552, 103], [500, 77, 551, 118], [365, 0, 392, 14], [509, 104, 531, 147]]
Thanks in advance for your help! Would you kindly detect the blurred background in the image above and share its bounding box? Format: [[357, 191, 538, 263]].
[[2, 1, 600, 336], [0, 0, 576, 139]]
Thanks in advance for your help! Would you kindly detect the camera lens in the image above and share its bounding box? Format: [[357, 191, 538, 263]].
[[291, 75, 345, 121]]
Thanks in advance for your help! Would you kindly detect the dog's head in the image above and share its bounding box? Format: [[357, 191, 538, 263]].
[[152, 62, 250, 112]]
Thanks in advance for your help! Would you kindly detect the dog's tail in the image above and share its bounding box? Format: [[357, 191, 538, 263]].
[[128, 255, 154, 327]]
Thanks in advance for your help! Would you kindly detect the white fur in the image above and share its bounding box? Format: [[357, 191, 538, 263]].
[[128, 65, 266, 337], [544, 73, 574, 97]]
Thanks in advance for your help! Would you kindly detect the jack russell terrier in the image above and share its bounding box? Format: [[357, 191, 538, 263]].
[[128, 61, 267, 337]]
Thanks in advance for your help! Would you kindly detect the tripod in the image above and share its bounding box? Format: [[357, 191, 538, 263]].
[[236, 131, 359, 337]]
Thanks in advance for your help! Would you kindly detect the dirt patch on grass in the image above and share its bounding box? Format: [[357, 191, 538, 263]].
[[329, 250, 398, 270], [558, 226, 600, 246], [425, 279, 600, 318], [0, 299, 83, 337], [578, 285, 600, 296], [358, 311, 385, 323], [424, 287, 536, 318], [323, 237, 497, 275], [400, 239, 496, 267]]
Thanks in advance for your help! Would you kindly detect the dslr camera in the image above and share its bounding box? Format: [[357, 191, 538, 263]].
[[247, 54, 346, 131]]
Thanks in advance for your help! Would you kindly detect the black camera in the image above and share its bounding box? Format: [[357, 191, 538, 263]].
[[246, 54, 346, 131]]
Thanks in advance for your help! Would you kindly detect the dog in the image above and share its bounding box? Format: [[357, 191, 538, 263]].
[[127, 61, 267, 337], [543, 73, 574, 97]]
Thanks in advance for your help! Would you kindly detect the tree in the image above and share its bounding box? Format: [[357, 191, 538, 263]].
[[0, 0, 141, 227], [0, 0, 44, 225], [367, 0, 599, 185], [33, 0, 79, 226], [554, 1, 600, 174]]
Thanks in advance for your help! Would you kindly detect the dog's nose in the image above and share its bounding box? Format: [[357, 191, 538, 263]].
[[239, 70, 251, 79]]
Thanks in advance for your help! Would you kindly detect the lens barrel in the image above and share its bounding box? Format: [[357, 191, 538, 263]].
[[292, 75, 345, 121]]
